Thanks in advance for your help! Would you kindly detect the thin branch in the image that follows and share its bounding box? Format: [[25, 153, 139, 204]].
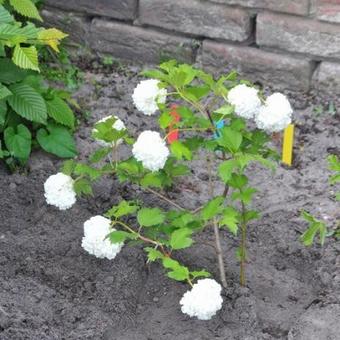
[[144, 187, 186, 211]]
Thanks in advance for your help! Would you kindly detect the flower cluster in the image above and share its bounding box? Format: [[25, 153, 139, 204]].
[[132, 79, 167, 116], [227, 84, 262, 119], [255, 93, 293, 133], [44, 172, 76, 210], [82, 216, 123, 260], [132, 130, 169, 172], [180, 279, 223, 320], [227, 84, 292, 133]]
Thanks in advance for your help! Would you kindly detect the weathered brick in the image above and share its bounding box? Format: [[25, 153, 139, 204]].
[[211, 0, 309, 15], [198, 41, 313, 91], [257, 12, 340, 59], [44, 0, 137, 20], [90, 19, 195, 64], [139, 0, 252, 42], [312, 61, 340, 94], [316, 0, 340, 24], [41, 8, 90, 45]]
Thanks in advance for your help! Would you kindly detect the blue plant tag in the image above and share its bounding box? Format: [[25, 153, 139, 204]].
[[214, 120, 224, 139]]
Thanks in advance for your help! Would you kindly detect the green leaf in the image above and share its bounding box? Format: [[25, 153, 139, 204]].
[[231, 187, 257, 204], [220, 206, 239, 235], [0, 83, 11, 100], [159, 110, 174, 129], [89, 147, 111, 163], [61, 159, 76, 176], [7, 83, 46, 124], [201, 196, 224, 221], [0, 6, 14, 24], [137, 207, 165, 227], [170, 140, 192, 160], [73, 178, 92, 196], [0, 58, 29, 84], [46, 96, 75, 128], [36, 124, 77, 158], [144, 247, 164, 262], [9, 0, 42, 21], [12, 45, 39, 72], [170, 228, 193, 250], [140, 172, 163, 188], [4, 124, 31, 160], [214, 105, 233, 116], [162, 257, 189, 281], [105, 200, 139, 219], [74, 163, 101, 180], [218, 126, 243, 153], [0, 99, 7, 126], [190, 270, 211, 280], [228, 173, 248, 189], [300, 211, 327, 246], [218, 159, 236, 183], [108, 230, 137, 244]]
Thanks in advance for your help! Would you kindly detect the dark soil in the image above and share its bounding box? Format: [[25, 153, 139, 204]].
[[0, 66, 339, 340]]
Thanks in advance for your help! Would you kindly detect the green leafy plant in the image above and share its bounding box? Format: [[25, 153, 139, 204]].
[[45, 61, 294, 319], [301, 155, 340, 245], [0, 0, 77, 167]]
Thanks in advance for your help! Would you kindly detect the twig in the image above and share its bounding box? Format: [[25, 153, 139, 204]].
[[207, 154, 228, 288], [144, 187, 186, 211]]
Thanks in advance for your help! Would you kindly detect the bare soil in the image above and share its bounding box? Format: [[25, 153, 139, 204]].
[[0, 66, 339, 340]]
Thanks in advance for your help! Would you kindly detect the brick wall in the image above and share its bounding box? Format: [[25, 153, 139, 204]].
[[43, 0, 340, 96]]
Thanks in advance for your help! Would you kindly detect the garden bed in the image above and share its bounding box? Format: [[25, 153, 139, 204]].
[[0, 65, 339, 340]]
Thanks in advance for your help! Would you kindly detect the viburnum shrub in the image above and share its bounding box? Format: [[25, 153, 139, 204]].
[[0, 0, 77, 168], [44, 60, 293, 320]]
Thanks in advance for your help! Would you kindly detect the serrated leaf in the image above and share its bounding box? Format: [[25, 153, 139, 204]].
[[0, 83, 11, 100], [74, 163, 101, 180], [170, 140, 192, 160], [218, 126, 243, 153], [36, 124, 77, 158], [159, 110, 173, 129], [105, 200, 139, 219], [61, 159, 76, 176], [7, 83, 46, 123], [145, 247, 164, 262], [228, 173, 248, 189], [37, 28, 68, 52], [89, 147, 111, 163], [170, 228, 193, 250], [4, 124, 31, 160], [0, 5, 14, 23], [218, 159, 236, 183], [137, 207, 165, 227], [73, 178, 92, 196], [162, 257, 189, 281], [108, 230, 137, 244], [300, 211, 327, 246], [201, 196, 224, 221], [0, 58, 29, 84], [9, 0, 42, 21], [12, 45, 39, 72], [46, 96, 75, 128], [140, 172, 163, 188], [220, 206, 239, 235], [231, 187, 257, 204], [190, 270, 211, 279]]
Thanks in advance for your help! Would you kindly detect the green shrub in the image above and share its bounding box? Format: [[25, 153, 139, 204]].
[[0, 0, 77, 168]]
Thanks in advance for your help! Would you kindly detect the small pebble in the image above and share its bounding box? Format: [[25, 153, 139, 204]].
[[153, 297, 159, 302]]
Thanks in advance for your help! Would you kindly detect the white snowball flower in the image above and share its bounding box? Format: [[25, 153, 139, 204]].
[[93, 115, 126, 146], [180, 279, 223, 320], [132, 79, 167, 116], [227, 84, 262, 119], [255, 93, 293, 133], [132, 131, 169, 172], [44, 172, 76, 210], [82, 216, 123, 260]]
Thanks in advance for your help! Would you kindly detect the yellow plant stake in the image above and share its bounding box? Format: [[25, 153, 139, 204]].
[[282, 124, 295, 166]]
